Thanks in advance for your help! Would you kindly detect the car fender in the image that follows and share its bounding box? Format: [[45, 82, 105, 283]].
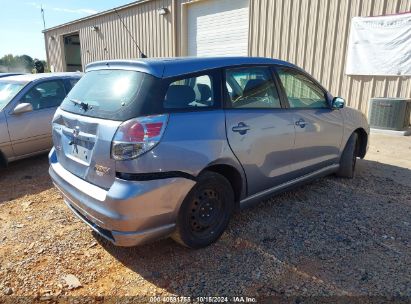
[[340, 107, 370, 154]]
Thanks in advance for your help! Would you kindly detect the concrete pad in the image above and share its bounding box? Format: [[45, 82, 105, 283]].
[[370, 127, 411, 136], [363, 133, 411, 187]]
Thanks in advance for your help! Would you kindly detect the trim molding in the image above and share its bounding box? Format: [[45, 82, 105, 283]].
[[240, 164, 339, 209], [116, 171, 197, 182]]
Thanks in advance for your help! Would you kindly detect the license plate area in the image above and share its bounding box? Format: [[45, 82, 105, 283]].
[[70, 140, 91, 163]]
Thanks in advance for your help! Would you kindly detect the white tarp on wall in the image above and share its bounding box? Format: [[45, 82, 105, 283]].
[[346, 13, 411, 76]]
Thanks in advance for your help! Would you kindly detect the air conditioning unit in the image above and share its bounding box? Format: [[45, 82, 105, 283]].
[[368, 98, 411, 131]]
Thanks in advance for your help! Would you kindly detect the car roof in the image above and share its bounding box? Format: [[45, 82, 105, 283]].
[[0, 73, 23, 78], [2, 72, 83, 83], [86, 57, 297, 78]]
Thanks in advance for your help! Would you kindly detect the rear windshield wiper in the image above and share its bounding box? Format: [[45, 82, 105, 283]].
[[70, 99, 90, 111]]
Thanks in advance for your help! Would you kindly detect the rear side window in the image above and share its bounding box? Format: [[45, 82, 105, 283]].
[[68, 78, 80, 90], [225, 67, 281, 109], [164, 75, 214, 109], [60, 70, 162, 121]]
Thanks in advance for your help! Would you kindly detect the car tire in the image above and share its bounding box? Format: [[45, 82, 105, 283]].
[[0, 151, 7, 169], [171, 171, 234, 249], [336, 132, 358, 179]]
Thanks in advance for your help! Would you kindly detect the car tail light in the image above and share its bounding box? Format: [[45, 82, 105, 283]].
[[111, 114, 169, 160]]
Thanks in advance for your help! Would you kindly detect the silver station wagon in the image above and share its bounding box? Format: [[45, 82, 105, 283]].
[[49, 57, 369, 249]]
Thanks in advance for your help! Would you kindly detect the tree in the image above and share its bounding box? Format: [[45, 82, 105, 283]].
[[19, 55, 34, 71], [0, 54, 16, 72], [0, 54, 47, 73]]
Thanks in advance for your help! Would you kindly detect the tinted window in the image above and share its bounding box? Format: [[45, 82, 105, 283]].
[[68, 78, 80, 90], [21, 80, 66, 110], [225, 67, 281, 109], [60, 70, 163, 120], [277, 68, 328, 109], [0, 81, 26, 111], [164, 75, 214, 109]]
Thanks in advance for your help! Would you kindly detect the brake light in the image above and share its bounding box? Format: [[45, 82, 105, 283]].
[[111, 114, 169, 160]]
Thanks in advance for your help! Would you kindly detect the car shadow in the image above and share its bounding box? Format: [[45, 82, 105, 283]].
[[97, 158, 411, 296], [0, 154, 52, 204]]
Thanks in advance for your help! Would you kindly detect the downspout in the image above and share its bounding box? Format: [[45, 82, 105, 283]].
[[43, 32, 52, 72], [172, 0, 178, 57]]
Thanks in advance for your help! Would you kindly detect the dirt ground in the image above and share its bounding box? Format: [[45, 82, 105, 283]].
[[0, 133, 410, 301]]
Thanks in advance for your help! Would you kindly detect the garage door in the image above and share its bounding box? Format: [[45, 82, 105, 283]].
[[187, 0, 249, 57]]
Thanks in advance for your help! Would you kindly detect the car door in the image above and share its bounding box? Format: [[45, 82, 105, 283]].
[[6, 79, 67, 157], [224, 66, 296, 196], [275, 67, 343, 176]]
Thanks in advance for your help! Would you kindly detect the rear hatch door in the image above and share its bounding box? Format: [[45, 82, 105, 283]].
[[51, 68, 163, 189], [52, 109, 121, 189]]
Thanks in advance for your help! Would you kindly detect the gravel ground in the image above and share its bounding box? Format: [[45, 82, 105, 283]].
[[0, 133, 410, 301]]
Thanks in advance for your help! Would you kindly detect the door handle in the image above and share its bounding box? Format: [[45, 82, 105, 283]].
[[232, 122, 250, 135], [295, 119, 306, 128]]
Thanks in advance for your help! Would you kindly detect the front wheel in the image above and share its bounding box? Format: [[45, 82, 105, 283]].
[[336, 132, 358, 179], [172, 171, 234, 249]]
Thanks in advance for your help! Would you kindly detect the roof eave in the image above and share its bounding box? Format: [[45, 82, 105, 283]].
[[42, 0, 150, 33]]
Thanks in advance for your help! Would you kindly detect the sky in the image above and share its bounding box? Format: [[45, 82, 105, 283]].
[[0, 0, 134, 60]]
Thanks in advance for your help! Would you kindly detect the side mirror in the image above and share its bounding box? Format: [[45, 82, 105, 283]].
[[332, 97, 345, 109], [13, 103, 33, 115]]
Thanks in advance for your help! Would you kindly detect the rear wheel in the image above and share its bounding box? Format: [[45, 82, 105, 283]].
[[172, 172, 234, 249], [336, 132, 358, 179], [0, 151, 7, 169]]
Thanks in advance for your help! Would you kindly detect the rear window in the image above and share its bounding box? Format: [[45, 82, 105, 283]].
[[60, 70, 162, 121]]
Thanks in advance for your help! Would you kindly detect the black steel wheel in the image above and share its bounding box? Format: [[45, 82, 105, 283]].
[[172, 171, 234, 248]]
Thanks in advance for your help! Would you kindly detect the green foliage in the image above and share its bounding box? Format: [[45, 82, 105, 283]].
[[0, 54, 49, 73]]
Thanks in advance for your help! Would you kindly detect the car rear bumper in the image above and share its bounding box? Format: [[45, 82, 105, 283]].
[[63, 197, 176, 246], [49, 148, 195, 246]]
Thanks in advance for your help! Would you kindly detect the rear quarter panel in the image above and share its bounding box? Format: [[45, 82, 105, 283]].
[[115, 110, 247, 198]]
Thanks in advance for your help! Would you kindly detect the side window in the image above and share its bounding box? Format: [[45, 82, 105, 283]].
[[277, 68, 328, 109], [68, 78, 80, 91], [21, 80, 66, 110], [225, 67, 281, 109], [164, 75, 214, 109]]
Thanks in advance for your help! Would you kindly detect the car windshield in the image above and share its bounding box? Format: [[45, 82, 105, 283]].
[[60, 69, 163, 120], [0, 81, 26, 111]]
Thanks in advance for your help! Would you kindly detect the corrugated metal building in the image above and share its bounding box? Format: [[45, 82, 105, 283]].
[[43, 0, 411, 115]]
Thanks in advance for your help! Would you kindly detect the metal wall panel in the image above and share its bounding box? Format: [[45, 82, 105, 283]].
[[249, 0, 411, 115], [44, 0, 173, 72], [45, 0, 411, 117]]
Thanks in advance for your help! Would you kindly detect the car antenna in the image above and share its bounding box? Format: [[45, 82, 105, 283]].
[[114, 8, 147, 58]]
